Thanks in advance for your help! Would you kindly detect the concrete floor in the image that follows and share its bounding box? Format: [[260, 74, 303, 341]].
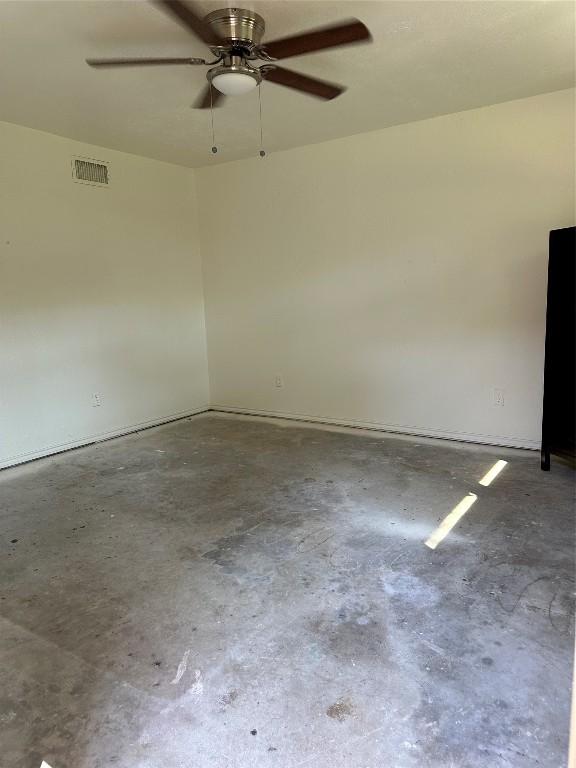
[[0, 414, 574, 768]]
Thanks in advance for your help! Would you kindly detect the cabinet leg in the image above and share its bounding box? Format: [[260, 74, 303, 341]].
[[541, 446, 550, 471]]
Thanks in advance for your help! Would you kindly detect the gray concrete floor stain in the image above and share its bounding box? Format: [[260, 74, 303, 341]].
[[0, 414, 574, 767]]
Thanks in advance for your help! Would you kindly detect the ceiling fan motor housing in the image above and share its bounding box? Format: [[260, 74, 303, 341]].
[[204, 8, 265, 50]]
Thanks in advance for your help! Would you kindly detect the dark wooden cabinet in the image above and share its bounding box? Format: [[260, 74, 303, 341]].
[[541, 226, 575, 470]]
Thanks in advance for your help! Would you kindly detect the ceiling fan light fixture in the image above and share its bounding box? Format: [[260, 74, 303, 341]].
[[211, 71, 258, 95], [208, 61, 261, 96]]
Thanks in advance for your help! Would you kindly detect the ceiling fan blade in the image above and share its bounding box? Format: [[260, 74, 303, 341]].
[[262, 66, 345, 100], [194, 84, 224, 109], [87, 57, 205, 68], [260, 19, 371, 61], [153, 0, 220, 46]]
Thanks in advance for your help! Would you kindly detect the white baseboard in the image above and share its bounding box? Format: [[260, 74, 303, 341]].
[[209, 404, 540, 451], [0, 403, 539, 471], [0, 406, 210, 470]]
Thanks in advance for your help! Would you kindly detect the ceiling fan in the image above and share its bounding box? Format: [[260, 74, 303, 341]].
[[86, 1, 372, 108]]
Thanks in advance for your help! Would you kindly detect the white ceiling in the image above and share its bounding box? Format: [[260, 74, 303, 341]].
[[0, 1, 574, 167]]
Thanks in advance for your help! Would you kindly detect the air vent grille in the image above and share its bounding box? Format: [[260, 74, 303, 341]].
[[72, 157, 109, 186]]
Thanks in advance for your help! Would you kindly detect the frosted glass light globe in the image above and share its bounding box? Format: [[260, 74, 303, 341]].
[[211, 72, 258, 96]]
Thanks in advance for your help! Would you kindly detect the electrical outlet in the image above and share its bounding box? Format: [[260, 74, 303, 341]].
[[274, 375, 284, 389], [92, 393, 102, 407], [492, 388, 505, 407]]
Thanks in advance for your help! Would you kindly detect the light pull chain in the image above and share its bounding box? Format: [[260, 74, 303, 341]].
[[210, 85, 218, 154], [258, 83, 266, 158]]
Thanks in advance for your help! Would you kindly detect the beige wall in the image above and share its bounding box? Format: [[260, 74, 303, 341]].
[[197, 89, 575, 449], [2, 89, 573, 466], [0, 121, 209, 468]]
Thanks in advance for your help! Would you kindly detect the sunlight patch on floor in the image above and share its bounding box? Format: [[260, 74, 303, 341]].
[[425, 492, 478, 550], [479, 459, 508, 487]]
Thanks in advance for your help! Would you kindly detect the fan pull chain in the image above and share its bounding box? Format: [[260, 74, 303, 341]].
[[210, 85, 218, 154], [258, 83, 266, 158]]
